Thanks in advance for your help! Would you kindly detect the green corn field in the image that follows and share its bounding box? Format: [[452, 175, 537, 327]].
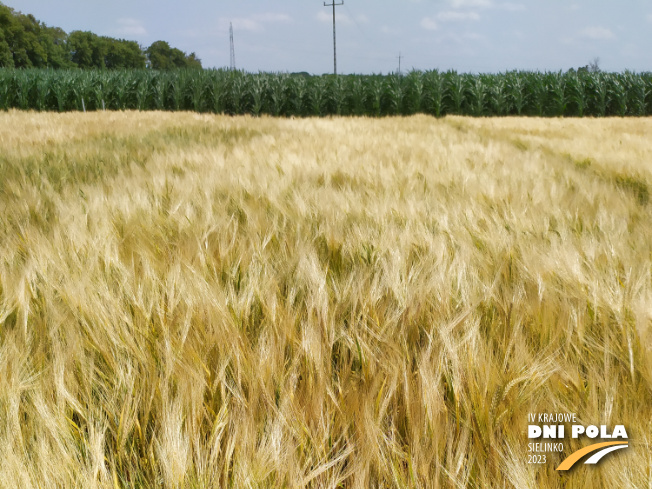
[[0, 68, 651, 117]]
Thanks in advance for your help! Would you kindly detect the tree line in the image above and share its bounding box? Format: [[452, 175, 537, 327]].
[[0, 2, 201, 69]]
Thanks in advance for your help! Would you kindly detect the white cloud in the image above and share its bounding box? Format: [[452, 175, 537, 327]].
[[317, 11, 333, 23], [579, 26, 616, 41], [437, 31, 485, 45], [447, 0, 525, 12], [498, 2, 526, 12], [620, 43, 639, 59], [222, 13, 291, 33], [317, 11, 353, 24], [114, 18, 147, 37], [380, 25, 401, 35], [647, 14, 652, 23], [420, 17, 439, 31], [255, 13, 291, 23], [462, 32, 484, 41], [356, 14, 370, 24], [449, 0, 493, 9], [437, 11, 481, 21], [228, 18, 260, 32]]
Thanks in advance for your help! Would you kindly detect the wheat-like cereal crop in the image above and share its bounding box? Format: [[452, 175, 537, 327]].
[[0, 111, 651, 488]]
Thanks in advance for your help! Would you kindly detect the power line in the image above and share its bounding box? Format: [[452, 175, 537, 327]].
[[324, 0, 343, 75], [342, 3, 373, 45], [397, 52, 403, 75]]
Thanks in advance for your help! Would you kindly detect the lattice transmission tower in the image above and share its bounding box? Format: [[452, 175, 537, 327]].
[[229, 22, 236, 71]]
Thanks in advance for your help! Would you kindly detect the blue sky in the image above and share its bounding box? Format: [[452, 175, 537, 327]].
[[7, 0, 652, 74]]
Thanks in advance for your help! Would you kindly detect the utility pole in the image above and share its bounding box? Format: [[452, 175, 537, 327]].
[[397, 52, 403, 75], [324, 0, 343, 75], [229, 22, 236, 71]]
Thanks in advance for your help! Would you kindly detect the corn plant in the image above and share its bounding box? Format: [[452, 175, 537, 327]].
[[76, 71, 97, 111], [327, 75, 347, 115], [383, 74, 405, 115], [132, 72, 149, 111], [0, 70, 13, 110], [50, 72, 71, 112], [209, 69, 228, 114], [246, 73, 266, 116], [168, 70, 187, 111], [308, 76, 328, 116], [524, 72, 547, 116], [284, 75, 304, 117], [105, 71, 133, 110], [506, 72, 527, 115], [187, 70, 208, 113], [608, 75, 628, 116], [624, 71, 646, 116], [405, 70, 425, 115], [226, 70, 247, 115], [466, 74, 489, 116], [566, 71, 588, 117], [365, 77, 383, 117], [1, 68, 651, 117], [587, 72, 609, 117], [423, 70, 445, 117], [487, 76, 508, 116], [14, 70, 33, 110], [444, 71, 465, 114], [265, 73, 288, 116], [546, 72, 568, 116], [346, 76, 366, 116], [643, 73, 652, 115], [34, 71, 51, 111], [151, 72, 168, 110]]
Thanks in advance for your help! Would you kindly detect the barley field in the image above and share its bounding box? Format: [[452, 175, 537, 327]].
[[0, 111, 651, 488]]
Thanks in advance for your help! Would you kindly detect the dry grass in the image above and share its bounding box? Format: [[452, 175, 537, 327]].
[[0, 110, 651, 488]]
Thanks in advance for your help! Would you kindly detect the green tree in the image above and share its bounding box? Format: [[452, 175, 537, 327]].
[[0, 3, 20, 67], [146, 40, 202, 70], [104, 38, 146, 69], [146, 40, 173, 69], [0, 1, 199, 71], [68, 31, 106, 68], [0, 31, 13, 67], [185, 52, 202, 69], [42, 26, 72, 68], [18, 13, 47, 66]]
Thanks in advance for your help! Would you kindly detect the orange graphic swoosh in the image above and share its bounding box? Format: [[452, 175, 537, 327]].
[[556, 441, 628, 471]]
